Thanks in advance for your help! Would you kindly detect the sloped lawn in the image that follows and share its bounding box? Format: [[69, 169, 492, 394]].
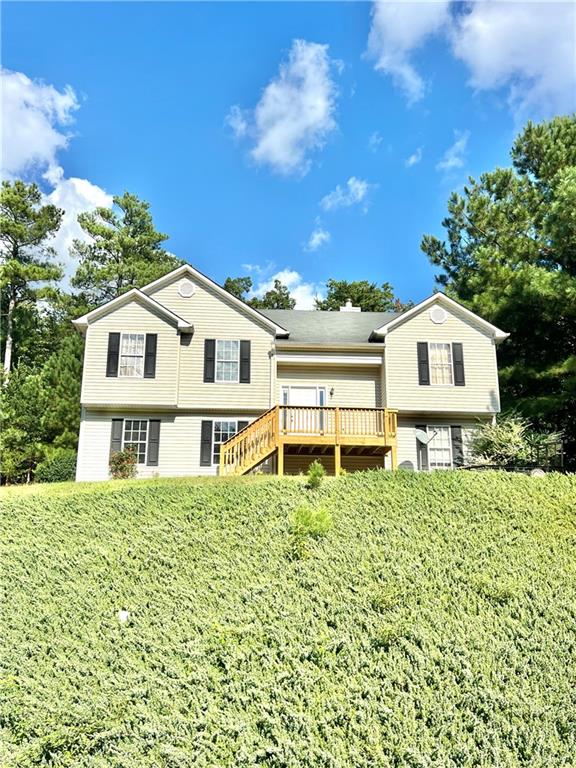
[[1, 471, 575, 767]]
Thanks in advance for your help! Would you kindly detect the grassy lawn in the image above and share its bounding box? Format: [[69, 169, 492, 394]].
[[1, 471, 575, 767]]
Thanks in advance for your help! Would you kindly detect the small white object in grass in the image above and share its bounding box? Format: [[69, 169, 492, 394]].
[[117, 609, 130, 624]]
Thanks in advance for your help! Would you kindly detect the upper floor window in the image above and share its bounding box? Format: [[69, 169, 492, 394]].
[[429, 342, 453, 385], [119, 333, 145, 377], [216, 340, 239, 383]]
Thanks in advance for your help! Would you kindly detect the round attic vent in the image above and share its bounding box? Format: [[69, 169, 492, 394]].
[[429, 306, 447, 324], [178, 279, 195, 298]]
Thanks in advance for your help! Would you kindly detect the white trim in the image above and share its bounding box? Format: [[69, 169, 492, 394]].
[[276, 353, 383, 365], [282, 384, 327, 406], [373, 293, 509, 341], [215, 339, 240, 384], [72, 288, 194, 332], [428, 341, 454, 387], [427, 425, 453, 470], [139, 264, 290, 336], [122, 417, 148, 465], [212, 419, 238, 465], [118, 332, 145, 378]]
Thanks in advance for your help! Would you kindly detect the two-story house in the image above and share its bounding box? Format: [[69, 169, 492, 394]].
[[73, 264, 508, 481]]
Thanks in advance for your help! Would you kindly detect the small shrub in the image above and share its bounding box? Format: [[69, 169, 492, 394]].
[[291, 504, 332, 539], [109, 447, 137, 479], [35, 449, 77, 483], [307, 459, 326, 489], [372, 620, 409, 650]]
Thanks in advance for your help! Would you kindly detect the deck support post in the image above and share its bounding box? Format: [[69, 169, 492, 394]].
[[389, 443, 398, 470], [277, 442, 284, 476], [334, 444, 341, 477]]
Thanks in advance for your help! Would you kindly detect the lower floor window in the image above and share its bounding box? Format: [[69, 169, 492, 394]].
[[427, 425, 452, 469], [123, 419, 148, 464], [213, 420, 237, 464]]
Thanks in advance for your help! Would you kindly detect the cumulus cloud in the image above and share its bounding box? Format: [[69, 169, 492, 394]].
[[368, 131, 383, 153], [436, 130, 469, 173], [366, 0, 451, 103], [305, 222, 331, 252], [249, 266, 324, 309], [320, 176, 374, 213], [450, 1, 576, 119], [1, 68, 112, 284], [405, 147, 423, 167], [226, 39, 340, 176]]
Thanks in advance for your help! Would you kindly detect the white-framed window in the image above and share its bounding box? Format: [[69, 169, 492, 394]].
[[216, 340, 239, 383], [119, 333, 145, 377], [123, 419, 148, 464], [427, 426, 452, 470], [213, 420, 237, 464], [429, 342, 453, 385]]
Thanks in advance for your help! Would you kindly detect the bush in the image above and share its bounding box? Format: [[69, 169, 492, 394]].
[[471, 415, 563, 467], [109, 447, 137, 479], [290, 504, 332, 539], [306, 459, 326, 489], [35, 449, 77, 483]]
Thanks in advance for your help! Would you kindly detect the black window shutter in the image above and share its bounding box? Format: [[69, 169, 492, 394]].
[[204, 339, 215, 383], [417, 342, 430, 385], [110, 418, 123, 455], [237, 420, 249, 433], [200, 420, 213, 466], [452, 343, 465, 386], [106, 333, 120, 377], [451, 425, 464, 467], [239, 341, 251, 383], [416, 424, 429, 471], [147, 419, 161, 466], [144, 334, 157, 378]]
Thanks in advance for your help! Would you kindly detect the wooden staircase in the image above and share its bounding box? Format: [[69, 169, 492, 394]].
[[220, 405, 398, 477]]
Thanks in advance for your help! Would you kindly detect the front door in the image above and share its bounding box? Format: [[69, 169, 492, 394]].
[[288, 386, 322, 407], [282, 386, 326, 433]]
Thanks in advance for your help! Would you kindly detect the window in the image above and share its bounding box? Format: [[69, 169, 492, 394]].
[[216, 340, 239, 383], [119, 333, 145, 377], [427, 426, 452, 470], [123, 419, 148, 463], [213, 420, 237, 464], [429, 342, 453, 385]]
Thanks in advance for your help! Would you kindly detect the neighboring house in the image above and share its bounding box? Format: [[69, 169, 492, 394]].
[[73, 264, 508, 481]]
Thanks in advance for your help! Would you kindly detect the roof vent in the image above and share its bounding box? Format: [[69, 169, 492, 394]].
[[339, 298, 361, 313], [178, 278, 196, 298]]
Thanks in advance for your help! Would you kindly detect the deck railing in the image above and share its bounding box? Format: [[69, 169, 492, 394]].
[[220, 406, 398, 476]]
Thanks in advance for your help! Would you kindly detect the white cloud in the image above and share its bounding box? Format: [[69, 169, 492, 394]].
[[450, 1, 576, 119], [305, 222, 331, 252], [436, 130, 469, 173], [366, 0, 451, 103], [251, 267, 324, 309], [405, 147, 423, 167], [320, 176, 374, 213], [45, 174, 113, 283], [226, 39, 340, 176], [1, 68, 79, 181], [1, 68, 112, 284], [368, 131, 383, 152]]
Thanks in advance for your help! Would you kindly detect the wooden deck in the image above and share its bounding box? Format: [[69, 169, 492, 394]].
[[220, 405, 398, 476]]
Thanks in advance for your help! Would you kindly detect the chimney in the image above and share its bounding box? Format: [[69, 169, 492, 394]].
[[339, 298, 361, 313]]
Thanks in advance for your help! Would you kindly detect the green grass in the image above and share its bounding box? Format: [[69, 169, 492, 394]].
[[1, 471, 575, 767]]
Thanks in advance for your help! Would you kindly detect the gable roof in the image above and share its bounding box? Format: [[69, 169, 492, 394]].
[[260, 310, 398, 344], [72, 288, 195, 332], [140, 264, 290, 336], [373, 293, 509, 341]]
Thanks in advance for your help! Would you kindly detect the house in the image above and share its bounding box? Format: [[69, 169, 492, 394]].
[[73, 264, 509, 481]]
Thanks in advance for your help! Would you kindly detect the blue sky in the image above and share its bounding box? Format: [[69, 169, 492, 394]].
[[2, 2, 575, 306]]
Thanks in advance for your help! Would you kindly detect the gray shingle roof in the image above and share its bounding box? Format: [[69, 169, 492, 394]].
[[259, 309, 399, 343]]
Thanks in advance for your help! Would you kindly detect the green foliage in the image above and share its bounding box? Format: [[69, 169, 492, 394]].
[[306, 458, 326, 489], [0, 180, 63, 373], [421, 115, 576, 463], [70, 192, 182, 306], [224, 275, 296, 308], [471, 414, 563, 466], [40, 333, 83, 449], [35, 449, 77, 483], [290, 503, 332, 539], [315, 278, 411, 312], [109, 447, 137, 479], [1, 472, 574, 765]]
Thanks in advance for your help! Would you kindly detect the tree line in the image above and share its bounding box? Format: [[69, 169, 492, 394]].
[[1, 115, 574, 481]]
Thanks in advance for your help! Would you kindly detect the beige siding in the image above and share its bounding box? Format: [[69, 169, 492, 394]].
[[81, 301, 179, 407], [76, 409, 256, 481], [396, 415, 486, 471], [385, 304, 501, 413], [148, 278, 275, 409], [276, 365, 382, 408]]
